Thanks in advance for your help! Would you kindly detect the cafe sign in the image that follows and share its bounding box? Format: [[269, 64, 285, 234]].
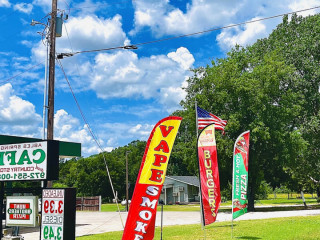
[[0, 140, 59, 181]]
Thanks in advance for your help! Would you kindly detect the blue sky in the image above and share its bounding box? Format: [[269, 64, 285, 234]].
[[0, 0, 319, 156]]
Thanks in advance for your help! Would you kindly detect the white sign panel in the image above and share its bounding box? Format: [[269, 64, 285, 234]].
[[0, 141, 47, 181], [6, 196, 38, 227], [41, 189, 65, 240]]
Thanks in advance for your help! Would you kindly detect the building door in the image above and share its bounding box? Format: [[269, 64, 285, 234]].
[[180, 191, 184, 202]]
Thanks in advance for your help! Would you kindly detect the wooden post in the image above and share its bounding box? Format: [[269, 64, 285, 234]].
[[47, 0, 58, 188], [0, 182, 4, 238]]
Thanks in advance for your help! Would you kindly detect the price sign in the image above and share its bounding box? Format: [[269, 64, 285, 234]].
[[41, 188, 76, 240], [41, 189, 65, 240]]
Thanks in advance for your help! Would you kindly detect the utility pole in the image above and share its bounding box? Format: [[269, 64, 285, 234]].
[[126, 151, 129, 212], [47, 0, 58, 188]]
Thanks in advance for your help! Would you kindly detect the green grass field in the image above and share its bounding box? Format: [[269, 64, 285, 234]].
[[80, 194, 320, 239], [100, 193, 319, 212], [77, 215, 320, 240]]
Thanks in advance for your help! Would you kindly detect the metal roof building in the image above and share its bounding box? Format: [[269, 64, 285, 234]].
[[160, 176, 200, 205]]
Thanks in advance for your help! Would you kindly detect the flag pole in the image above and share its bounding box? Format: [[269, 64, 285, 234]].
[[195, 100, 199, 137], [231, 134, 237, 239], [160, 200, 164, 240], [195, 101, 205, 236]]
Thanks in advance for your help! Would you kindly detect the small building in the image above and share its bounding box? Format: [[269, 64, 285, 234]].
[[160, 176, 200, 205]]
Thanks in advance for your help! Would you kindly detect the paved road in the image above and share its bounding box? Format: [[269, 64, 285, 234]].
[[13, 208, 320, 239]]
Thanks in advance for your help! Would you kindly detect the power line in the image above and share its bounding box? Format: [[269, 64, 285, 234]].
[[58, 5, 320, 57], [60, 0, 70, 11], [68, 0, 133, 10], [56, 58, 125, 229], [0, 62, 42, 85], [0, 10, 16, 21], [3, 6, 319, 83], [134, 5, 320, 47]]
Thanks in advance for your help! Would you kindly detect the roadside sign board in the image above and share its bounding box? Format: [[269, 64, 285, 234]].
[[0, 140, 59, 181], [6, 196, 38, 227], [41, 188, 76, 240]]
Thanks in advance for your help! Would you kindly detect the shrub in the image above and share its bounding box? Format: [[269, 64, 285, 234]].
[[255, 181, 273, 200]]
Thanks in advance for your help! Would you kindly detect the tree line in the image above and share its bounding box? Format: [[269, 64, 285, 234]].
[[55, 14, 320, 208]]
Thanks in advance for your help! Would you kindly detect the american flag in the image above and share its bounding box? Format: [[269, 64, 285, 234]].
[[197, 106, 227, 132]]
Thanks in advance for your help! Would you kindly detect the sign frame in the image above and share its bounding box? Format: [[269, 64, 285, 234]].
[[0, 140, 59, 181], [41, 188, 76, 240], [6, 196, 39, 227]]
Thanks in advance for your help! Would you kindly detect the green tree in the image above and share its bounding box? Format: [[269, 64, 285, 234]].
[[180, 48, 304, 210], [177, 13, 320, 208], [56, 140, 146, 201], [271, 14, 320, 195]]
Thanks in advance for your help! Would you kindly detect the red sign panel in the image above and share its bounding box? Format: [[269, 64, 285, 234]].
[[198, 124, 221, 226], [8, 203, 31, 220], [122, 117, 182, 240]]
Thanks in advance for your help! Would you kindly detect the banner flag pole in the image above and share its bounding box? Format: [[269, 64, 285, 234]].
[[195, 100, 199, 137], [160, 200, 164, 240], [231, 131, 236, 239], [231, 130, 250, 239], [195, 100, 205, 231]]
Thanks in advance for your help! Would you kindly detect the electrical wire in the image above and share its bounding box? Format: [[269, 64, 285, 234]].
[[0, 62, 42, 85], [68, 0, 133, 10], [60, 0, 71, 13], [61, 23, 126, 229], [134, 5, 320, 47], [60, 5, 320, 56], [0, 9, 16, 21], [56, 58, 125, 229]]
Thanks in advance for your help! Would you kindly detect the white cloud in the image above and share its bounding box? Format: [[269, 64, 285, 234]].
[[217, 18, 267, 51], [73, 0, 109, 15], [216, 0, 320, 50], [14, 3, 33, 14], [289, 0, 320, 16], [159, 86, 187, 112], [39, 46, 193, 112], [28, 14, 131, 99], [167, 47, 195, 70], [12, 56, 29, 62], [0, 83, 42, 136], [54, 109, 106, 156], [132, 0, 320, 51], [129, 124, 152, 136], [89, 47, 193, 111], [32, 0, 55, 12], [31, 42, 46, 63], [32, 14, 129, 66], [53, 109, 156, 156], [57, 14, 129, 53], [131, 0, 240, 37], [33, 0, 104, 13], [100, 122, 154, 146], [0, 0, 10, 7], [32, 44, 193, 112]]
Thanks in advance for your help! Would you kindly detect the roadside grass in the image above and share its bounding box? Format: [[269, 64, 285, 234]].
[[101, 193, 319, 212], [76, 215, 320, 240]]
